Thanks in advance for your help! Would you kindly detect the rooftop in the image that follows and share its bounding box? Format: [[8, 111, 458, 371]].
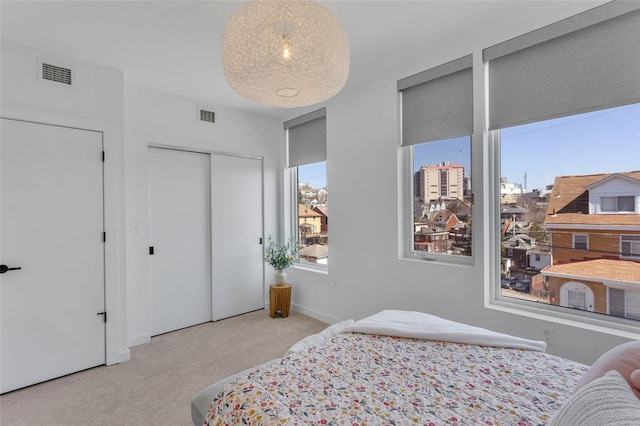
[[544, 171, 640, 227], [543, 259, 640, 285]]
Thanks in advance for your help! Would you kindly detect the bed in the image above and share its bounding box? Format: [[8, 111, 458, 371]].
[[193, 310, 590, 425]]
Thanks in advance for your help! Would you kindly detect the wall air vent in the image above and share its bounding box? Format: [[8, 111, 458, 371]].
[[199, 109, 216, 123], [41, 62, 73, 85]]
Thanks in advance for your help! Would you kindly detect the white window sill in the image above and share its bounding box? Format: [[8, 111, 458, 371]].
[[486, 295, 640, 340], [402, 252, 474, 267], [291, 263, 328, 275]]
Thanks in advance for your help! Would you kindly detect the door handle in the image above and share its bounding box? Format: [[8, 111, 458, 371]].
[[0, 264, 22, 274]]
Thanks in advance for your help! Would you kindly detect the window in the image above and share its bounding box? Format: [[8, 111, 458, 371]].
[[495, 106, 639, 320], [567, 290, 588, 311], [573, 234, 588, 251], [559, 282, 594, 312], [485, 2, 640, 325], [398, 55, 473, 260], [284, 108, 328, 268], [621, 235, 640, 259], [601, 196, 635, 213]]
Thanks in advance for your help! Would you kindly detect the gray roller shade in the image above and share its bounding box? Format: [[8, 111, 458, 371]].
[[284, 108, 326, 167], [484, 2, 640, 130], [398, 55, 473, 146]]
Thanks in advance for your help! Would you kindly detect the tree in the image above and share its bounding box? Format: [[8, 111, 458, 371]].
[[519, 196, 546, 223], [529, 222, 549, 245]]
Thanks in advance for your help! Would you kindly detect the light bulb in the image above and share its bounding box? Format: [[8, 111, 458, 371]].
[[281, 35, 292, 60]]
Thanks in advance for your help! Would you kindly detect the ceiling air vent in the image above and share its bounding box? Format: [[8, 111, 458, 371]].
[[199, 109, 215, 124], [41, 62, 72, 85]]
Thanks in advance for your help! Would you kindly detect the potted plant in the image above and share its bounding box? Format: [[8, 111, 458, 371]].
[[264, 235, 299, 285]]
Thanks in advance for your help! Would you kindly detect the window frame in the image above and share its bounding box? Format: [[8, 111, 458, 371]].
[[487, 130, 639, 339], [601, 195, 636, 213], [284, 109, 328, 274], [572, 234, 589, 251], [620, 235, 640, 259], [288, 166, 328, 273]]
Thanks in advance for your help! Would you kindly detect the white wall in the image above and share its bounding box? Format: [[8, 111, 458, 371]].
[[282, 12, 635, 366], [124, 86, 280, 346]]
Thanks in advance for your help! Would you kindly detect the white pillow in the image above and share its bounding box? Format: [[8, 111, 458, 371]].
[[549, 370, 640, 426], [319, 319, 354, 338]]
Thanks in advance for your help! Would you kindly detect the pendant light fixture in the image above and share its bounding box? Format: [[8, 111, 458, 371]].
[[222, 0, 350, 108]]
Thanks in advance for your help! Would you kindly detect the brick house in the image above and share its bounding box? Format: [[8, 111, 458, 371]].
[[414, 223, 450, 253], [542, 171, 640, 319], [544, 259, 640, 319]]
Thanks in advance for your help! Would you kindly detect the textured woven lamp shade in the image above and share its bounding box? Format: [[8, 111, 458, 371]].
[[223, 0, 350, 108]]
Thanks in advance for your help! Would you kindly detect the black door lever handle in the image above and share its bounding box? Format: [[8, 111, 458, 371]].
[[0, 264, 22, 274]]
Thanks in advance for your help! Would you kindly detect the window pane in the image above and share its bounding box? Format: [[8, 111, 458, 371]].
[[412, 136, 472, 256], [296, 161, 328, 265], [567, 290, 587, 310], [498, 103, 640, 322], [601, 196, 617, 212], [618, 196, 635, 212]]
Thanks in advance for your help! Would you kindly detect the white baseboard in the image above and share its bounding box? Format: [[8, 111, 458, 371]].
[[290, 303, 344, 325], [128, 333, 151, 348], [117, 349, 131, 363], [106, 348, 130, 365]]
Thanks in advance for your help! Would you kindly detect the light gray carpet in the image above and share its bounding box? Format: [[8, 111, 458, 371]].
[[0, 309, 327, 426]]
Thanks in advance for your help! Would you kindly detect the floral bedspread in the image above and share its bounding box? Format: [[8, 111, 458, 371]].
[[205, 333, 587, 425]]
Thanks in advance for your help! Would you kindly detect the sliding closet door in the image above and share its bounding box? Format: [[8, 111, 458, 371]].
[[148, 147, 211, 335], [211, 155, 264, 320]]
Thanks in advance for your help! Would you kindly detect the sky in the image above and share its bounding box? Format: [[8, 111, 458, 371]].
[[413, 136, 471, 175], [297, 161, 327, 190], [500, 103, 640, 191], [299, 103, 640, 193], [414, 103, 639, 192]]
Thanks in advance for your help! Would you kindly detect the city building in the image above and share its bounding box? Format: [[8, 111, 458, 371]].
[[500, 178, 525, 204], [414, 162, 464, 203]]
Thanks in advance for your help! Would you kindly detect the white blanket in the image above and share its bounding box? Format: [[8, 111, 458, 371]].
[[339, 310, 546, 352]]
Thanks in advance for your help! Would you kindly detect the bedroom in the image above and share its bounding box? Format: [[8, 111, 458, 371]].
[[1, 0, 638, 422]]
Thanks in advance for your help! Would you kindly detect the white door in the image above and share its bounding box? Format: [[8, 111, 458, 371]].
[[148, 147, 211, 335], [211, 155, 264, 320], [0, 118, 105, 394]]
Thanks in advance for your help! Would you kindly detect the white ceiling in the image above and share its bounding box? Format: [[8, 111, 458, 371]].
[[1, 1, 604, 120]]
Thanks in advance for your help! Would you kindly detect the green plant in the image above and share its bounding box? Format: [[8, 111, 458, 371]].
[[264, 235, 299, 271]]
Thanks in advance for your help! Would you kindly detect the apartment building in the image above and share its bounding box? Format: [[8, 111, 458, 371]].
[[414, 161, 464, 203]]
